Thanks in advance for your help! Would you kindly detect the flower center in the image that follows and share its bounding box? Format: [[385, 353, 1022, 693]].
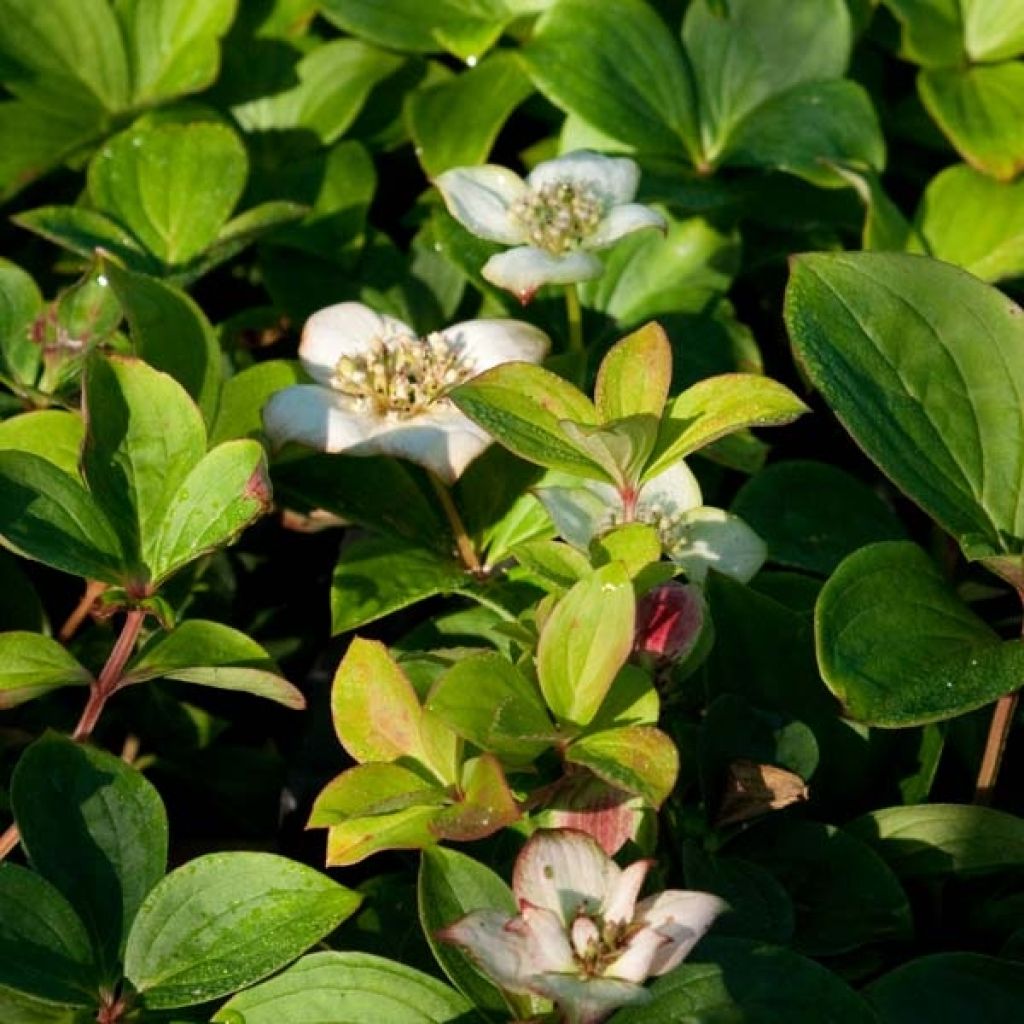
[[331, 330, 472, 418], [510, 181, 605, 255], [569, 909, 634, 977]]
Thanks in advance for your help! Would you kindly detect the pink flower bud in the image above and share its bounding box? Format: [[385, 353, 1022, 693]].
[[633, 582, 705, 663]]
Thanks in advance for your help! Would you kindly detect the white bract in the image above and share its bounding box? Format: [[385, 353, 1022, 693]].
[[435, 151, 666, 302], [537, 461, 767, 583], [263, 302, 549, 483], [438, 828, 725, 1024]]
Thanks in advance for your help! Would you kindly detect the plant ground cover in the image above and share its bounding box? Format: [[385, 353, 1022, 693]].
[[1, 1, 1023, 1022]]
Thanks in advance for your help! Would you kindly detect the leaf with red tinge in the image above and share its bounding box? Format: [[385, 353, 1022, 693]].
[[567, 725, 679, 807], [431, 754, 520, 841]]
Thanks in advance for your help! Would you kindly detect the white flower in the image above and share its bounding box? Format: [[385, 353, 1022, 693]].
[[536, 461, 767, 584], [263, 303, 549, 483], [438, 828, 725, 1024], [435, 151, 666, 302]]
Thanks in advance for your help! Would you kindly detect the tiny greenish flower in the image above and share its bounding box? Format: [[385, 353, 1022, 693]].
[[438, 828, 726, 1024], [435, 151, 667, 302], [263, 302, 549, 483], [536, 461, 767, 584]]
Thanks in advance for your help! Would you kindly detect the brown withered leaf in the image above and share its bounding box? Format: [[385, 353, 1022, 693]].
[[715, 759, 809, 828]]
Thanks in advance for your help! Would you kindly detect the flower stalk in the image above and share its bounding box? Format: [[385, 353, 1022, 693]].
[[565, 284, 584, 354], [429, 471, 483, 576]]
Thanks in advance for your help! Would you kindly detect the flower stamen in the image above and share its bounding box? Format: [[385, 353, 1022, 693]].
[[510, 181, 605, 255], [331, 329, 472, 417]]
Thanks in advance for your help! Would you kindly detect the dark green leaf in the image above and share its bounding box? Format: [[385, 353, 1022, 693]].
[[124, 853, 361, 1009], [0, 632, 91, 709], [11, 733, 168, 978]]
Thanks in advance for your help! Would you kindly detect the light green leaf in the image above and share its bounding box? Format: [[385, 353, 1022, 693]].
[[325, 806, 442, 867], [233, 39, 403, 145], [81, 354, 206, 581], [816, 541, 1024, 726], [785, 251, 1024, 560], [523, 0, 698, 157], [426, 651, 555, 762], [124, 619, 303, 709], [11, 733, 168, 977], [912, 163, 1024, 282], [646, 374, 808, 482], [536, 561, 635, 727], [595, 323, 672, 421], [210, 360, 303, 444], [212, 950, 473, 1023], [0, 632, 91, 709], [0, 411, 84, 478], [408, 52, 533, 177], [513, 539, 592, 590], [919, 63, 1024, 182], [124, 853, 361, 1009], [0, 451, 125, 583], [567, 725, 678, 807], [149, 439, 270, 584], [848, 803, 1024, 879], [88, 122, 248, 268], [0, 864, 95, 1006], [116, 0, 237, 104], [962, 0, 1024, 61], [308, 763, 448, 828], [451, 362, 607, 479], [104, 262, 221, 423]]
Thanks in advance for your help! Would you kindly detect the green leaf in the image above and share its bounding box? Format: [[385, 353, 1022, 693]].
[[866, 953, 1024, 1023], [0, 864, 96, 1005], [148, 439, 270, 584], [11, 733, 168, 977], [566, 725, 679, 807], [104, 263, 221, 423], [536, 561, 635, 727], [116, 0, 237, 105], [0, 411, 85, 478], [124, 852, 361, 1010], [785, 252, 1024, 561], [847, 803, 1024, 879], [881, 0, 965, 68], [729, 817, 912, 956], [912, 163, 1024, 282], [426, 652, 555, 762], [320, 0, 512, 57], [590, 523, 663, 580], [682, 845, 795, 946], [817, 541, 1024, 726], [408, 53, 533, 177], [418, 846, 519, 1018], [963, 0, 1024, 61], [309, 763, 448, 828], [429, 752, 520, 841], [233, 39, 403, 146], [451, 362, 606, 479], [512, 539, 591, 590], [331, 638, 458, 784], [0, 258, 43, 386], [0, 451, 125, 583], [731, 460, 905, 575], [124, 619, 303, 709], [611, 936, 878, 1023], [326, 806, 443, 867], [721, 79, 885, 186], [645, 374, 808, 482], [595, 323, 672, 422], [580, 216, 740, 335], [523, 0, 698, 157], [331, 536, 468, 635], [0, 632, 91, 709], [88, 123, 247, 268], [0, 551, 45, 633], [919, 63, 1024, 182], [682, 0, 853, 168], [212, 950, 473, 1023], [11, 207, 155, 274], [210, 360, 304, 444]]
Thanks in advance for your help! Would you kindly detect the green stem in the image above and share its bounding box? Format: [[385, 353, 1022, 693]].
[[429, 473, 483, 576], [564, 283, 584, 354]]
